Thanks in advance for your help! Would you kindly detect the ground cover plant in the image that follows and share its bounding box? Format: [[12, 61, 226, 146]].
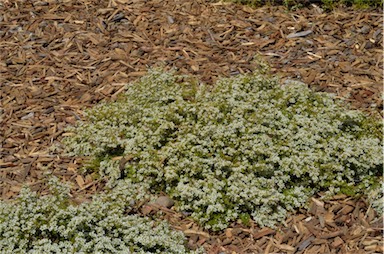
[[62, 68, 383, 231], [0, 177, 198, 253], [1, 68, 382, 252], [0, 0, 382, 252]]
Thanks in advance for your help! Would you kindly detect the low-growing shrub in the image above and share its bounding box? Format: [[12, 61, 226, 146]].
[[64, 69, 383, 230], [0, 177, 196, 253]]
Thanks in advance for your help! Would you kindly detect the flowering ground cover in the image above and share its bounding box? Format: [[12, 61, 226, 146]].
[[62, 69, 383, 230], [3, 69, 381, 252], [0, 0, 382, 252]]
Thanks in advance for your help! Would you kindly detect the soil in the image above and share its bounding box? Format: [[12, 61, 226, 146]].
[[0, 0, 382, 253]]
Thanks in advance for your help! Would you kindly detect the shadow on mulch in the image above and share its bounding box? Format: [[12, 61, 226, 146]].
[[0, 0, 382, 253]]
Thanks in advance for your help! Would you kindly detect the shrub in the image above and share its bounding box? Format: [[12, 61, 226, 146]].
[[64, 69, 383, 230], [0, 177, 196, 253]]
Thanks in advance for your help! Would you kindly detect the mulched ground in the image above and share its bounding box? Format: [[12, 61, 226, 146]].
[[0, 0, 382, 253]]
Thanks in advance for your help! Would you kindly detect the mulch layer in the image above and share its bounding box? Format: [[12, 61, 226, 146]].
[[0, 0, 382, 253]]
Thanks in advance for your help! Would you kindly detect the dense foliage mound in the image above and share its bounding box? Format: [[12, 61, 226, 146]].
[[0, 178, 196, 253], [63, 69, 383, 231]]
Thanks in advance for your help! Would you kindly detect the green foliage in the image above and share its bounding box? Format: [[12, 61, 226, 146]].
[[367, 181, 384, 216], [323, 0, 382, 9], [63, 69, 383, 231], [239, 213, 252, 226], [0, 177, 196, 253]]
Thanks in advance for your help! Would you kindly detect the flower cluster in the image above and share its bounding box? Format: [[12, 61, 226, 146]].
[[63, 69, 383, 230], [0, 178, 196, 253], [367, 181, 384, 216]]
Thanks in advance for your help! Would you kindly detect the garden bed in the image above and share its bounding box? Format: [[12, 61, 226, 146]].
[[0, 0, 382, 253]]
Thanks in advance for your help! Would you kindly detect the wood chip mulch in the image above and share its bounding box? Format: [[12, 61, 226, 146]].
[[0, 0, 382, 253], [142, 194, 383, 253]]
